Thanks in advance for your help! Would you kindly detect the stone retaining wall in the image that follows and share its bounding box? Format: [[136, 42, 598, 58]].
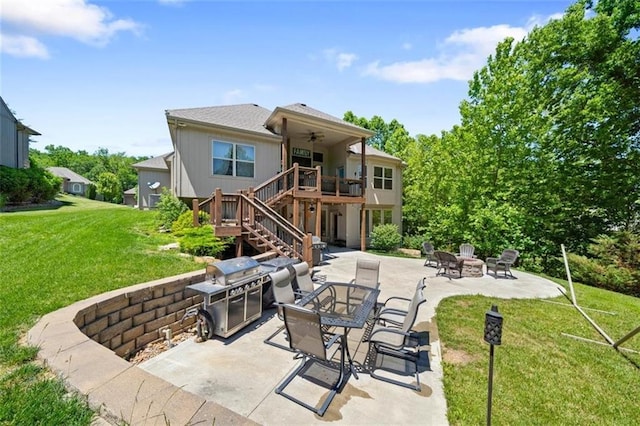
[[73, 272, 206, 359]]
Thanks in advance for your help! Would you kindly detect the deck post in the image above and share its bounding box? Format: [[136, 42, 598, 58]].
[[192, 199, 199, 227], [214, 188, 222, 227]]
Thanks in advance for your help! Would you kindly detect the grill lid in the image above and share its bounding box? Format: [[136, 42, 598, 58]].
[[206, 256, 260, 286]]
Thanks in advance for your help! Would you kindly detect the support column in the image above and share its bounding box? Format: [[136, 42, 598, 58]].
[[281, 118, 288, 171]]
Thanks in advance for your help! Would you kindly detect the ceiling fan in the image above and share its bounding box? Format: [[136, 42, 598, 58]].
[[303, 131, 324, 143]]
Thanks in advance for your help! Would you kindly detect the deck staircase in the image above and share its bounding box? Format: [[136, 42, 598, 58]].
[[194, 163, 362, 264], [195, 165, 317, 263]]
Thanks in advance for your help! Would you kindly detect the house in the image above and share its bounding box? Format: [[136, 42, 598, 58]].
[[131, 152, 173, 209], [123, 187, 137, 207], [0, 96, 40, 169], [47, 167, 93, 196], [140, 102, 404, 262]]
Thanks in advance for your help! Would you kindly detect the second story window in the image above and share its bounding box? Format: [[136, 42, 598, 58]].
[[212, 141, 255, 178], [373, 166, 392, 190]]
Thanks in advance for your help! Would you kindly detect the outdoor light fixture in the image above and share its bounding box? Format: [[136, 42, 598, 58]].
[[484, 305, 503, 426]]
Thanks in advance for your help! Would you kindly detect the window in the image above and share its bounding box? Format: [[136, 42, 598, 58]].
[[373, 166, 393, 190], [72, 183, 82, 193], [366, 209, 393, 237], [212, 141, 255, 178]]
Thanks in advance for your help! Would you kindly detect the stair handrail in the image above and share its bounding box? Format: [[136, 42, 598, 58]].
[[238, 193, 310, 260]]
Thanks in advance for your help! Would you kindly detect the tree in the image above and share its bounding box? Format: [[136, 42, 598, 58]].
[[96, 172, 122, 203]]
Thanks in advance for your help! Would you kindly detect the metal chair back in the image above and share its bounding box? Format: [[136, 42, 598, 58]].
[[291, 261, 315, 294], [354, 258, 380, 289]]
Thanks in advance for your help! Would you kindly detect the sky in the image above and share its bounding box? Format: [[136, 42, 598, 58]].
[[0, 0, 575, 158]]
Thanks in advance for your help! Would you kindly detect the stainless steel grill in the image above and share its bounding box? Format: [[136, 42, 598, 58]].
[[187, 257, 269, 338]]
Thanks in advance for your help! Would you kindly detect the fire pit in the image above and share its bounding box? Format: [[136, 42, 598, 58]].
[[459, 257, 485, 278]]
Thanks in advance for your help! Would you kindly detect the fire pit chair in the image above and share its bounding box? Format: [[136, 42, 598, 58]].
[[366, 286, 426, 391], [422, 242, 438, 267], [485, 249, 520, 278], [275, 304, 348, 417], [457, 243, 476, 259], [434, 251, 464, 279]]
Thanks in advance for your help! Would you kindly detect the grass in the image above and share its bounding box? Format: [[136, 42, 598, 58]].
[[0, 195, 202, 424], [3, 195, 640, 424], [437, 277, 640, 425]]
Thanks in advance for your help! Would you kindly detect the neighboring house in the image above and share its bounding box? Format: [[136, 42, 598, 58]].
[[47, 167, 93, 196], [123, 187, 137, 207], [0, 96, 40, 169], [146, 102, 403, 261], [131, 152, 172, 209]]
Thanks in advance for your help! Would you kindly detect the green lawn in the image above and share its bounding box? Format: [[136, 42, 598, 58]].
[[437, 279, 640, 425], [2, 195, 639, 424], [0, 195, 202, 424]]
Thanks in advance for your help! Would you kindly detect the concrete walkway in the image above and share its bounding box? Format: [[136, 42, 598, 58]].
[[29, 249, 565, 425]]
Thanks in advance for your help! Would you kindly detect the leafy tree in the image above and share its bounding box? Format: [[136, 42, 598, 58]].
[[95, 172, 122, 203], [343, 112, 413, 156]]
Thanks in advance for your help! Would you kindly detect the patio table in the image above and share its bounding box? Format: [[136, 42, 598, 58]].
[[297, 281, 380, 378]]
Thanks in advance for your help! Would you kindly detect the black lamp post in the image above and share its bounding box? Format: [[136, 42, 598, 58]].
[[484, 305, 503, 426]]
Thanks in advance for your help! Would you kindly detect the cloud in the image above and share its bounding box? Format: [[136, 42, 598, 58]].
[[402, 42, 412, 50], [0, 0, 142, 57], [364, 14, 560, 84], [323, 48, 358, 71], [0, 34, 49, 59]]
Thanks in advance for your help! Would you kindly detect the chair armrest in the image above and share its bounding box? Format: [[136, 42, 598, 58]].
[[486, 257, 498, 263], [381, 295, 411, 305], [323, 332, 342, 349], [368, 327, 412, 350], [377, 306, 409, 317]]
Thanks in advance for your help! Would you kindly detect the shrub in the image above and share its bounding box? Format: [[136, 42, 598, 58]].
[[155, 188, 188, 230], [0, 193, 5, 209], [85, 183, 97, 200], [402, 233, 427, 251], [566, 231, 640, 297], [370, 223, 402, 251], [178, 225, 228, 257], [0, 163, 60, 204], [171, 210, 211, 237]]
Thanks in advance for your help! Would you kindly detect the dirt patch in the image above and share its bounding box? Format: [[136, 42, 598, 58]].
[[129, 330, 194, 364], [442, 347, 477, 365]]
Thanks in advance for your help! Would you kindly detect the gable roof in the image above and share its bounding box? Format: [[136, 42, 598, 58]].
[[165, 104, 276, 137], [273, 103, 373, 133], [1, 96, 41, 135], [47, 167, 93, 184], [132, 152, 172, 170], [265, 103, 374, 137], [348, 143, 402, 162]]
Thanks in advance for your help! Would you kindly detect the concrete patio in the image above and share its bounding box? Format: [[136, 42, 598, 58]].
[[29, 248, 565, 425]]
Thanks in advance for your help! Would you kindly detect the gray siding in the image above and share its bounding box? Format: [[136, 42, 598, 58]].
[[0, 100, 18, 168], [173, 127, 281, 199], [138, 170, 171, 209]]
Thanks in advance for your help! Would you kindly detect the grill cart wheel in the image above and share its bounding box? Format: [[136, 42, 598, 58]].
[[196, 310, 214, 340]]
